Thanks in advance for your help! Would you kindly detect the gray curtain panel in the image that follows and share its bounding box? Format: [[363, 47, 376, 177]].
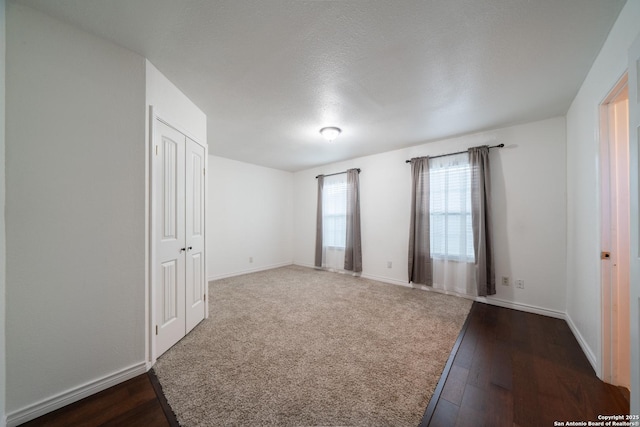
[[408, 157, 433, 285], [469, 146, 496, 296], [314, 175, 324, 268], [344, 169, 363, 272]]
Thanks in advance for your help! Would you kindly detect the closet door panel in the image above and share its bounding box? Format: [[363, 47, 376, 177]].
[[185, 137, 206, 333], [155, 121, 186, 356]]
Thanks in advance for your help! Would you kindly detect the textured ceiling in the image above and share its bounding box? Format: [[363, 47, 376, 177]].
[[17, 0, 626, 171]]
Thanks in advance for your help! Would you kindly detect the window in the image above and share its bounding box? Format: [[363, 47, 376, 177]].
[[429, 154, 475, 261], [322, 174, 347, 249]]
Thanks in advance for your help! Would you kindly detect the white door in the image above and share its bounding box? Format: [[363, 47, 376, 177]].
[[600, 76, 631, 389], [185, 137, 206, 333], [628, 33, 640, 415], [155, 121, 187, 356]]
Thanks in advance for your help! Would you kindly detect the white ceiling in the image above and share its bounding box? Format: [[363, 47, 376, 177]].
[[18, 0, 625, 171]]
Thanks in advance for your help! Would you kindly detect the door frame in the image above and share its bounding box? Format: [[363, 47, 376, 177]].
[[628, 32, 640, 415], [599, 73, 630, 387], [147, 106, 208, 367]]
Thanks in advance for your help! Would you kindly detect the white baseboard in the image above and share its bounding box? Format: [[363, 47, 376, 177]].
[[360, 272, 410, 288], [6, 361, 147, 427], [565, 312, 598, 374], [477, 296, 566, 319], [208, 261, 293, 282], [292, 261, 315, 269]]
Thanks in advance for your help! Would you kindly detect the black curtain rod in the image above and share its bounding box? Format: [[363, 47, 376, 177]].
[[404, 144, 505, 163], [315, 168, 361, 179]]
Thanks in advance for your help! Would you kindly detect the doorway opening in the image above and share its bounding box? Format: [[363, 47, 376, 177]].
[[600, 73, 630, 390]]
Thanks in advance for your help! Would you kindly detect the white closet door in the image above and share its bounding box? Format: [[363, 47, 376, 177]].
[[185, 137, 206, 332], [155, 121, 187, 357]]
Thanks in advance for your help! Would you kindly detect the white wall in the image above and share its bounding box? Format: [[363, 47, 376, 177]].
[[294, 117, 567, 316], [145, 59, 207, 362], [0, 0, 6, 425], [565, 0, 640, 378], [208, 156, 293, 280], [5, 3, 146, 423], [145, 60, 207, 145]]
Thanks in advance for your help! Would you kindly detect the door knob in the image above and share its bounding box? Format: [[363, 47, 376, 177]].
[[180, 247, 186, 253], [187, 246, 193, 251]]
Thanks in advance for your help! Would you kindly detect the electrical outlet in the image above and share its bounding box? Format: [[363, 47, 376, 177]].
[[249, 257, 253, 263], [516, 279, 524, 289], [501, 276, 510, 286], [387, 261, 392, 268]]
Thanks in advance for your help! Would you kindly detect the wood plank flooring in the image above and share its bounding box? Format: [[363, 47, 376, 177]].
[[20, 302, 629, 426], [425, 302, 630, 427], [19, 371, 178, 427]]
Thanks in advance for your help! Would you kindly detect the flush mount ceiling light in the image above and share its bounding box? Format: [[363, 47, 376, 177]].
[[319, 126, 341, 142]]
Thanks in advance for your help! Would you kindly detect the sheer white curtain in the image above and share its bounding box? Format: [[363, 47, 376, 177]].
[[321, 173, 347, 271], [429, 153, 476, 296]]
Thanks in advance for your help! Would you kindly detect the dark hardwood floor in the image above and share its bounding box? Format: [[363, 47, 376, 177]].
[[19, 371, 178, 427], [21, 302, 629, 426], [424, 302, 629, 427]]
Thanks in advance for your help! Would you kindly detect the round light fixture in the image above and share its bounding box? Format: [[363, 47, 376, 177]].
[[319, 126, 341, 142]]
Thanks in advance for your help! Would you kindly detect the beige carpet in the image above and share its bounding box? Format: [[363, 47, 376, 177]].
[[154, 265, 472, 426]]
